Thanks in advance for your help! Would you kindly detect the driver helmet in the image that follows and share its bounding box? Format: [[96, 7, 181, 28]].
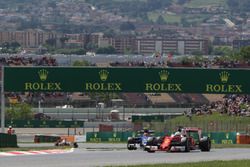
[[174, 131, 181, 136]]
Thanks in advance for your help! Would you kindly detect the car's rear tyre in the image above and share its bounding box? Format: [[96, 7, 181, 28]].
[[184, 139, 190, 152], [127, 143, 135, 150], [147, 150, 155, 153], [200, 138, 211, 152], [73, 142, 78, 148]]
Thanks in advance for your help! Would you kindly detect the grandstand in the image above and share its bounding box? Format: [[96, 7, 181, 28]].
[[121, 93, 149, 107], [203, 94, 225, 102], [145, 93, 175, 106]]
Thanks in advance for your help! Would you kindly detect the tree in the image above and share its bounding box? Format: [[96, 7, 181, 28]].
[[96, 46, 116, 54], [227, 0, 239, 12], [10, 42, 21, 48], [48, 1, 57, 8], [59, 37, 69, 48], [212, 46, 233, 56], [177, 0, 188, 5], [156, 15, 165, 24], [191, 50, 203, 56], [85, 42, 97, 51], [104, 29, 115, 38], [6, 103, 34, 120], [45, 38, 57, 47], [119, 22, 136, 31], [181, 17, 190, 27], [239, 46, 250, 60]]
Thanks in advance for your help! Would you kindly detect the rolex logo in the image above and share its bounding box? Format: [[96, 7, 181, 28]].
[[99, 70, 109, 81], [38, 69, 49, 81], [113, 133, 117, 138], [159, 70, 169, 82], [226, 133, 229, 139], [219, 71, 230, 83]]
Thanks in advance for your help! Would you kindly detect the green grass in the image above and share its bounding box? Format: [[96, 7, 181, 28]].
[[148, 12, 181, 23], [151, 112, 250, 132], [169, 112, 250, 123], [184, 0, 227, 8], [182, 14, 211, 23], [110, 160, 250, 167], [212, 144, 250, 149]]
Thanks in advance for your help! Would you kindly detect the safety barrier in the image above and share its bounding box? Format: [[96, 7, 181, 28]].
[[0, 133, 17, 147], [34, 135, 61, 143], [132, 115, 164, 122], [203, 132, 237, 144], [4, 120, 84, 128], [236, 133, 250, 144], [87, 132, 132, 142]]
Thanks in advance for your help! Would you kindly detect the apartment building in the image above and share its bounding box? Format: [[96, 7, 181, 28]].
[[233, 39, 250, 50], [0, 30, 209, 55], [109, 36, 135, 54], [64, 34, 85, 48], [0, 30, 59, 48], [135, 37, 208, 55]]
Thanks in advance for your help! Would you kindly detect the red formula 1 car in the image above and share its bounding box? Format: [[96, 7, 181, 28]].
[[144, 127, 211, 153]]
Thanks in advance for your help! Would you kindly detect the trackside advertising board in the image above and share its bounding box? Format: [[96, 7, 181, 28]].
[[86, 132, 237, 144], [4, 67, 250, 94]]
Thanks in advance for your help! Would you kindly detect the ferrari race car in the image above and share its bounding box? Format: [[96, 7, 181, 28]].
[[144, 127, 211, 153], [127, 129, 155, 150]]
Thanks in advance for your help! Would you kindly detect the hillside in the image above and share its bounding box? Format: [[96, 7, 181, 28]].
[[85, 0, 249, 26], [0, 0, 249, 32], [150, 112, 250, 133]]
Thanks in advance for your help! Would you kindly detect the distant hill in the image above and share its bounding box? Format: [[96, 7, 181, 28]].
[[0, 0, 249, 32], [85, 0, 250, 27], [183, 0, 227, 8]]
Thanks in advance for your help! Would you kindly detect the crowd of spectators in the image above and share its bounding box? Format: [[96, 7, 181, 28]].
[[220, 95, 250, 116], [110, 60, 166, 67], [110, 59, 250, 69], [186, 95, 250, 117], [0, 56, 57, 66]]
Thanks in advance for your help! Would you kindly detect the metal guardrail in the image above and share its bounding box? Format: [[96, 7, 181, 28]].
[[32, 107, 187, 121]]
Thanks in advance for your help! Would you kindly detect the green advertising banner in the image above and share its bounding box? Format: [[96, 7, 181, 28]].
[[4, 67, 250, 94], [86, 132, 132, 142], [203, 132, 237, 144], [86, 132, 237, 144], [3, 120, 84, 128]]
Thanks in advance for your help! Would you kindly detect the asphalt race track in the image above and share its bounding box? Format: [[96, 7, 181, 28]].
[[1, 144, 250, 167]]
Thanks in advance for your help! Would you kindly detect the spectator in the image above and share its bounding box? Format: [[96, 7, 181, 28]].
[[7, 126, 15, 135]]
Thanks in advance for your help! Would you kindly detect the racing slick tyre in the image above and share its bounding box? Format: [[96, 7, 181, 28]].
[[127, 143, 137, 150], [73, 142, 78, 148], [199, 138, 211, 152], [145, 137, 157, 153], [147, 149, 155, 153], [184, 139, 190, 152], [144, 146, 155, 153], [127, 137, 137, 150]]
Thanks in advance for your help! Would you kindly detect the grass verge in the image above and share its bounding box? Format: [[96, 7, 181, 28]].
[[109, 160, 250, 167]]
